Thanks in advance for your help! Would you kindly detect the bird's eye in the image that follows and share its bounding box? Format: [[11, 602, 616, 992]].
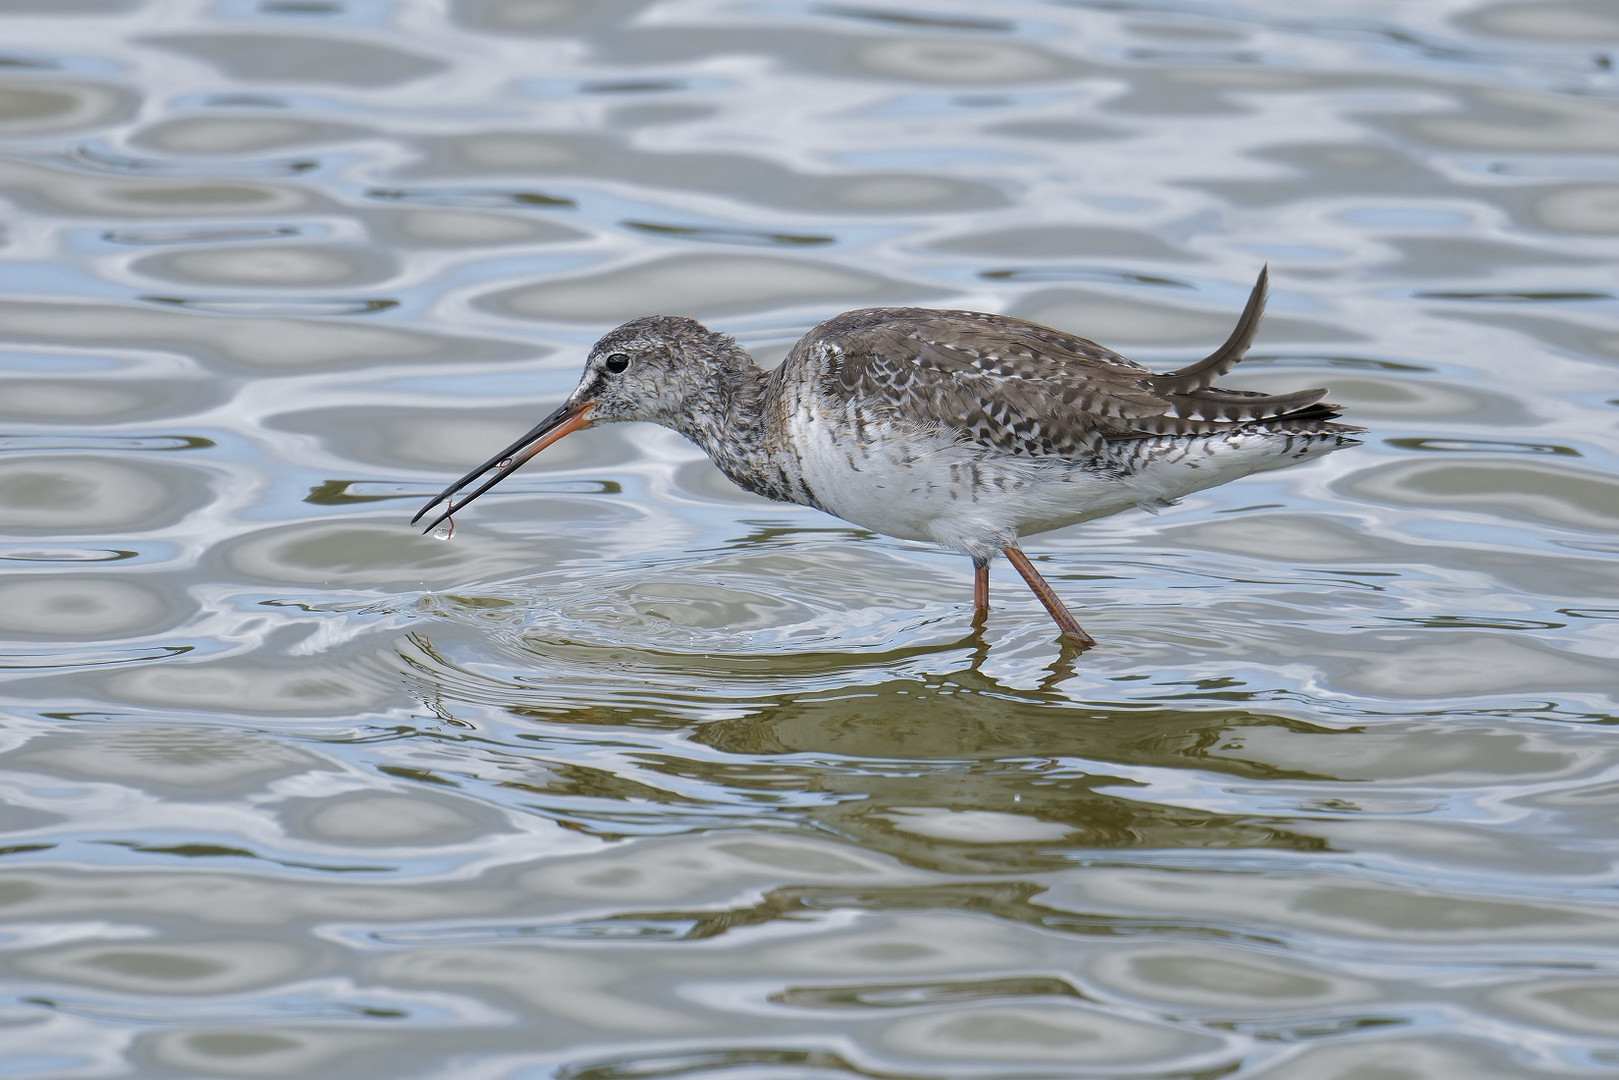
[[604, 352, 631, 374]]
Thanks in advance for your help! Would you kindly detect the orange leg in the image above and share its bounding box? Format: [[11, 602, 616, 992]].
[[967, 558, 991, 636], [972, 559, 990, 620], [1003, 546, 1097, 648]]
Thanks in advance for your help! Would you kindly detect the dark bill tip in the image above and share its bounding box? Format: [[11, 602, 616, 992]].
[[413, 400, 595, 535]]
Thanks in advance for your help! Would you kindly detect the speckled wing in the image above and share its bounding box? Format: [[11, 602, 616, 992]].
[[796, 308, 1164, 457], [785, 268, 1345, 459]]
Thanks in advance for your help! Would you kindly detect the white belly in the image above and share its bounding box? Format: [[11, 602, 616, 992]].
[[785, 407, 1344, 561], [785, 411, 1128, 560]]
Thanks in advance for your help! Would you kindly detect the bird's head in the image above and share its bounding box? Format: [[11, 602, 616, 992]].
[[572, 315, 741, 425], [412, 315, 746, 534]]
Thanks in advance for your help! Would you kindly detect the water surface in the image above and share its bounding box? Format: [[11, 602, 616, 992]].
[[1, 1, 1617, 1077]]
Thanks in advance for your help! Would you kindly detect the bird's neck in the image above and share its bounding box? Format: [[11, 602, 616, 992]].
[[666, 348, 805, 506]]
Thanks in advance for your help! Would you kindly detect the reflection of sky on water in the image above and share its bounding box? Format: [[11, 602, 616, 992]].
[[1, 1, 1617, 1077]]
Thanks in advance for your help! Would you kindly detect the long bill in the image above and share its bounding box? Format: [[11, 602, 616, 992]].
[[412, 400, 595, 535]]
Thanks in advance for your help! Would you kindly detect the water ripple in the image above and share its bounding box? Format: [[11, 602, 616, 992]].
[[4, 1, 1618, 1078]]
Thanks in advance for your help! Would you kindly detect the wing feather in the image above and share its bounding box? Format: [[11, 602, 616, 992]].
[[778, 268, 1354, 458]]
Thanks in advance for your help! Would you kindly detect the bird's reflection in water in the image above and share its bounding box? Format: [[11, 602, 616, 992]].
[[397, 623, 1344, 873]]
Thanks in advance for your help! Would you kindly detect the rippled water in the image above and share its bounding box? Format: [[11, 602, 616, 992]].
[[2, 1, 1617, 1077]]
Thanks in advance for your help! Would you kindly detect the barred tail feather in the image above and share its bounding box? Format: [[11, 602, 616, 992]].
[[1149, 266, 1269, 395]]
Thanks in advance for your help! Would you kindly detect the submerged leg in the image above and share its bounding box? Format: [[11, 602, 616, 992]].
[[1002, 546, 1097, 648], [969, 557, 991, 635]]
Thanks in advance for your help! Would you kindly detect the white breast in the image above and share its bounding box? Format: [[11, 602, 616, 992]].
[[784, 402, 1348, 562], [783, 404, 1136, 561]]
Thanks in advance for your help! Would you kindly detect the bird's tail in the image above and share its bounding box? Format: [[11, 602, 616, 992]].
[[1149, 265, 1269, 396]]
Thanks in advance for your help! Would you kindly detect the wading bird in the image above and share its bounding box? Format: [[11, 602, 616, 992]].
[[416, 267, 1359, 647]]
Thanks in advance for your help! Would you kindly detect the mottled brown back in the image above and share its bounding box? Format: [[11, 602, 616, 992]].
[[777, 267, 1356, 459]]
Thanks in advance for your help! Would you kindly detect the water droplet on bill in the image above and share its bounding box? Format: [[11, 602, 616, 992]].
[[432, 503, 456, 540]]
